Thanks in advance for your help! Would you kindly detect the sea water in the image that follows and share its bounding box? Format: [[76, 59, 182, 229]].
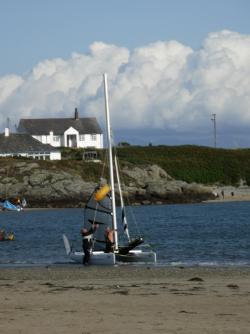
[[0, 201, 250, 267]]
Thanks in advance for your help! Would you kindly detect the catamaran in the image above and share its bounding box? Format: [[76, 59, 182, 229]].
[[63, 73, 156, 265]]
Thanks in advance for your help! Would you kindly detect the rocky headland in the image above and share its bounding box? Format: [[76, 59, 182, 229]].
[[0, 159, 249, 208]]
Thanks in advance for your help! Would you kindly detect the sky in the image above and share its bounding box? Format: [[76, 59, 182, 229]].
[[0, 0, 250, 147]]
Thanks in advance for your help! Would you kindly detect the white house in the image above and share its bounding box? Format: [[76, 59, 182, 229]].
[[0, 128, 61, 160], [17, 109, 103, 149]]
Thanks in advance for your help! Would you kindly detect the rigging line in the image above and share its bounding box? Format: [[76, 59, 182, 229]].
[[108, 119, 156, 253], [83, 149, 108, 229], [83, 153, 110, 230], [114, 148, 155, 253], [113, 146, 142, 236], [114, 154, 130, 241], [100, 149, 108, 183]]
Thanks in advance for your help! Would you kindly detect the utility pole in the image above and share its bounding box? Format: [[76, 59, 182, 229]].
[[211, 113, 217, 148]]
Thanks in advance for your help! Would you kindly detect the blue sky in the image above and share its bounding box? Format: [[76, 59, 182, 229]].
[[1, 0, 249, 76], [0, 0, 250, 147]]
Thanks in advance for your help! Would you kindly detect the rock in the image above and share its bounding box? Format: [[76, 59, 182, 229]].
[[29, 171, 49, 186], [14, 162, 40, 173], [0, 159, 216, 207], [122, 164, 173, 187], [6, 182, 26, 196], [141, 200, 151, 205]]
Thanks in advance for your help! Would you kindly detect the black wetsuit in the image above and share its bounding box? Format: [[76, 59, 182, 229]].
[[81, 227, 95, 264]]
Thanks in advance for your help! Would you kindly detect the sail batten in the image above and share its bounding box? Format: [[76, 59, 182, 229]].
[[85, 205, 112, 215]]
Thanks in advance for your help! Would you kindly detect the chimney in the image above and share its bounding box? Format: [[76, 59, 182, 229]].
[[4, 127, 10, 137], [74, 108, 79, 120]]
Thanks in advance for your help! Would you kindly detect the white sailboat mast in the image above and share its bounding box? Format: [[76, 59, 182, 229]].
[[103, 73, 118, 251]]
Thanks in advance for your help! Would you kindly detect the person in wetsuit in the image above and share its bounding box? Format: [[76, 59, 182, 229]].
[[104, 226, 114, 253], [80, 224, 98, 265]]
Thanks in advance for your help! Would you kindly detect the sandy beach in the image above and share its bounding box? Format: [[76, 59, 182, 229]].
[[0, 266, 250, 334]]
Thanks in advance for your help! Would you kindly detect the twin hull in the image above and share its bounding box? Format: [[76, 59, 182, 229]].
[[63, 234, 156, 265]]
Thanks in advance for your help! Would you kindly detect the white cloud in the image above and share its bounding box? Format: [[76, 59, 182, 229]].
[[0, 30, 250, 146]]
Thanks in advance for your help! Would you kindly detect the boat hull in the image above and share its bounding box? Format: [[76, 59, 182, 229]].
[[67, 250, 156, 264], [62, 234, 156, 265], [70, 251, 116, 265], [116, 250, 157, 263], [63, 234, 116, 265]]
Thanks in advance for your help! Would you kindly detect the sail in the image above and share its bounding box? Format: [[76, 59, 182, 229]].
[[84, 185, 113, 251]]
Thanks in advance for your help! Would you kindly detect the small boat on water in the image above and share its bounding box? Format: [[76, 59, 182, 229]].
[[63, 74, 156, 265], [0, 230, 15, 241], [0, 198, 27, 212]]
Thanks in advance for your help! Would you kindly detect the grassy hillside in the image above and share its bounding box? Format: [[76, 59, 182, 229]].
[[115, 145, 250, 186], [60, 145, 250, 185]]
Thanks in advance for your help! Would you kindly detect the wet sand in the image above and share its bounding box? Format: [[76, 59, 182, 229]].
[[0, 265, 250, 334]]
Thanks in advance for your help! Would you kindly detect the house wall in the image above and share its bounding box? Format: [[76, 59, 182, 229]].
[[33, 135, 54, 145], [33, 134, 64, 146], [50, 152, 62, 160], [0, 152, 61, 160], [78, 134, 103, 149], [33, 130, 103, 149]]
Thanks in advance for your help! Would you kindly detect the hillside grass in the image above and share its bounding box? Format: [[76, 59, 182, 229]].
[[59, 145, 250, 185], [115, 145, 250, 186]]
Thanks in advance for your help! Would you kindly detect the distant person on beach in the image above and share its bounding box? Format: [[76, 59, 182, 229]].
[[21, 198, 27, 208], [80, 224, 98, 265], [221, 190, 224, 199], [231, 191, 234, 197], [105, 226, 114, 252]]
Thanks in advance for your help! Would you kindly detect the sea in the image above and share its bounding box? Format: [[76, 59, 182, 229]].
[[1, 201, 250, 267]]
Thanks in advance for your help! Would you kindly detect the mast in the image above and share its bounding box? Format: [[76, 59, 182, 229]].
[[103, 73, 118, 251], [211, 113, 217, 148]]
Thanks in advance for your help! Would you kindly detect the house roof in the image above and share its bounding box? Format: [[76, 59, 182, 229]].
[[17, 117, 103, 135], [0, 133, 59, 154]]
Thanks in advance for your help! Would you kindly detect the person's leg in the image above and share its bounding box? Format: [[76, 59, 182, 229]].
[[84, 248, 90, 264]]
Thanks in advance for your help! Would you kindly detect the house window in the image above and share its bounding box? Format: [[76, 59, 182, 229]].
[[53, 136, 60, 142], [91, 134, 97, 141], [80, 135, 85, 141]]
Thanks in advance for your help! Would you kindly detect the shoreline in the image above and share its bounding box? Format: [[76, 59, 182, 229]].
[[1, 266, 250, 334], [1, 263, 250, 278], [2, 195, 250, 212], [203, 196, 250, 203]]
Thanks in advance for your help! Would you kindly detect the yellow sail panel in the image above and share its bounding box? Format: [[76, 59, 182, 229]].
[[94, 184, 111, 201]]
